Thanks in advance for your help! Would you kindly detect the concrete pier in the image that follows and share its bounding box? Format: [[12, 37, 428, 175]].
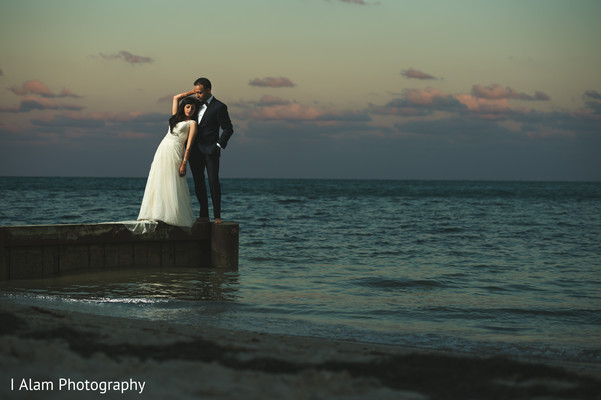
[[0, 221, 239, 280]]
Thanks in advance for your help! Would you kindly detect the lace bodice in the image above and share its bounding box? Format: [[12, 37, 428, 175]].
[[166, 120, 193, 145]]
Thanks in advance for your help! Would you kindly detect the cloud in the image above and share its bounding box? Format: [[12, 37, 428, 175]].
[[30, 114, 107, 129], [249, 77, 296, 88], [0, 111, 169, 176], [369, 85, 601, 141], [0, 68, 3, 76], [98, 51, 153, 65], [574, 90, 601, 119], [3, 78, 599, 180], [58, 88, 81, 98], [0, 96, 84, 113], [370, 102, 432, 117], [8, 80, 54, 97], [370, 88, 465, 116], [372, 85, 551, 120], [20, 98, 83, 112], [5, 111, 167, 146], [471, 84, 550, 101], [32, 111, 165, 127], [258, 95, 291, 106], [237, 96, 371, 124], [401, 68, 437, 80], [7, 80, 81, 98], [394, 116, 515, 140], [226, 106, 600, 180], [238, 85, 598, 140], [157, 94, 174, 103], [404, 87, 451, 105], [454, 94, 527, 118], [584, 90, 601, 101]]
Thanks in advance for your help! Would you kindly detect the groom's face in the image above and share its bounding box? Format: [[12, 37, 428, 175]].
[[194, 84, 211, 102]]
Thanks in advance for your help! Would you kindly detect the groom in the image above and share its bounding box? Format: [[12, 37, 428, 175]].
[[187, 77, 234, 223]]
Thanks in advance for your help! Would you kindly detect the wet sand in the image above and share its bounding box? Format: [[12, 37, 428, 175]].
[[1, 301, 599, 399]]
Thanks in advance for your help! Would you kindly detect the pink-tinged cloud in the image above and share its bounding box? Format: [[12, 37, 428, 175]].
[[471, 84, 549, 101], [58, 88, 81, 98], [99, 51, 153, 64], [371, 87, 537, 119], [401, 68, 437, 80], [258, 95, 291, 106], [0, 96, 84, 113], [400, 86, 541, 117], [404, 87, 449, 105], [455, 93, 528, 116], [249, 77, 296, 88], [8, 80, 54, 96], [7, 80, 81, 98]]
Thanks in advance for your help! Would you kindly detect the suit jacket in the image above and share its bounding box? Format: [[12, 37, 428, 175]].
[[195, 97, 234, 155]]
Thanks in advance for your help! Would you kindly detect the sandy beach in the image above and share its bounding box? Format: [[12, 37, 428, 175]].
[[0, 301, 599, 399]]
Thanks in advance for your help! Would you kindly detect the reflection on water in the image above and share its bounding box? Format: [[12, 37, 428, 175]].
[[0, 267, 241, 303]]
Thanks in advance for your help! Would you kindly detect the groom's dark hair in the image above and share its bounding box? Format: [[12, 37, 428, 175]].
[[194, 77, 212, 89]]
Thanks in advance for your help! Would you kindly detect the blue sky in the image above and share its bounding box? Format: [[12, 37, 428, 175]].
[[1, 0, 600, 180]]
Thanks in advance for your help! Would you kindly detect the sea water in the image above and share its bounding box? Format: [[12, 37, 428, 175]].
[[1, 177, 600, 364]]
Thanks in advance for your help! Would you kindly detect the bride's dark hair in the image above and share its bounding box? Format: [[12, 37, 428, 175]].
[[169, 97, 198, 132]]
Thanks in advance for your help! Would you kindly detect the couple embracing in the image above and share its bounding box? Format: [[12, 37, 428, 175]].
[[137, 77, 234, 228]]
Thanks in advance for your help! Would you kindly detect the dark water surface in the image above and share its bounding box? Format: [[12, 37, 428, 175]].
[[1, 177, 600, 363]]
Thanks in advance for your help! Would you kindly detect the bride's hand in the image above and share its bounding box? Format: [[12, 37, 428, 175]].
[[179, 162, 187, 177]]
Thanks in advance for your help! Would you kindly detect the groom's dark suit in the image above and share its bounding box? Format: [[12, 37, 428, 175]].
[[188, 96, 234, 220]]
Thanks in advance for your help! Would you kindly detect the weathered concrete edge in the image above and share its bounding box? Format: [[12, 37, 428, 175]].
[[0, 221, 239, 280], [2, 222, 210, 246]]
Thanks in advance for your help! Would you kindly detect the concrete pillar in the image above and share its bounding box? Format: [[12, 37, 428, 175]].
[[211, 222, 239, 269]]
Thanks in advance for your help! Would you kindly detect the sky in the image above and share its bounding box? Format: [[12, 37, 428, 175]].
[[1, 0, 600, 181]]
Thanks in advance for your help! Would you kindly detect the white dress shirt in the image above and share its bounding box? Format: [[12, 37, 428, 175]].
[[197, 95, 213, 123]]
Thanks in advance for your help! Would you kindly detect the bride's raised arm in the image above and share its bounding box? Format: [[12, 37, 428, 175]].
[[172, 90, 195, 115]]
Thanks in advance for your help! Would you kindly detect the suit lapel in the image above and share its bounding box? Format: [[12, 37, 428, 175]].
[[199, 97, 215, 125]]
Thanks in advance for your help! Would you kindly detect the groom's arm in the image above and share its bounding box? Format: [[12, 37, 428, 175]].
[[216, 104, 234, 149]]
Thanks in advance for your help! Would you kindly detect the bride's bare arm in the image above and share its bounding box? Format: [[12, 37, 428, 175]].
[[179, 121, 198, 177], [172, 90, 195, 115]]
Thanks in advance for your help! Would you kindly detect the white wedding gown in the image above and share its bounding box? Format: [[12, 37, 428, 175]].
[[136, 120, 195, 228]]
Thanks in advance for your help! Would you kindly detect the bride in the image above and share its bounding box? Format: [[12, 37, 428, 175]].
[[136, 90, 199, 228]]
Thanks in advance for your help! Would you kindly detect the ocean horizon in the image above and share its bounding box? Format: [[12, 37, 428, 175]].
[[2, 174, 601, 181]]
